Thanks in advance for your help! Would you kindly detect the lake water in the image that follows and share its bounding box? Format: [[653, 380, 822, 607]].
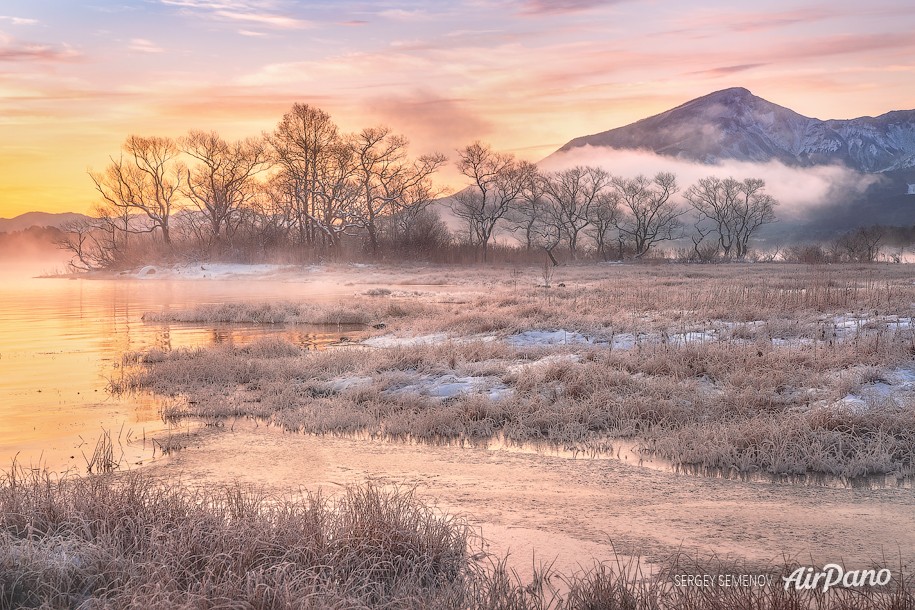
[[0, 262, 367, 474]]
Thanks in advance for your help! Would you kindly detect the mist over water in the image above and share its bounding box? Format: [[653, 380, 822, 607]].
[[0, 265, 366, 473]]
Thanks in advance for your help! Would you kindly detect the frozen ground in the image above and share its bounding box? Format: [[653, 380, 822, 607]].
[[385, 374, 511, 401], [131, 263, 306, 280], [826, 367, 915, 415]]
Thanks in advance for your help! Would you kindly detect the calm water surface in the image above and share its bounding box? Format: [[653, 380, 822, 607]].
[[0, 263, 365, 473]]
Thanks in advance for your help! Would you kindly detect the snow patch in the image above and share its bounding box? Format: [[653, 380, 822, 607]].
[[362, 333, 450, 348], [507, 353, 582, 374], [326, 376, 374, 392], [827, 366, 915, 414], [128, 263, 307, 280], [505, 330, 596, 347], [384, 374, 511, 401], [669, 331, 717, 345]]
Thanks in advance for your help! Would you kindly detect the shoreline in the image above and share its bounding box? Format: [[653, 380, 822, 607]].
[[142, 418, 915, 576]]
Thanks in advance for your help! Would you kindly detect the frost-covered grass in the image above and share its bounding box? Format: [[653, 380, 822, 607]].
[[129, 264, 915, 480], [141, 298, 429, 326], [2, 467, 912, 609], [0, 467, 470, 608]]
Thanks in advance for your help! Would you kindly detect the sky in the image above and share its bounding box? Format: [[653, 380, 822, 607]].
[[0, 0, 914, 217]]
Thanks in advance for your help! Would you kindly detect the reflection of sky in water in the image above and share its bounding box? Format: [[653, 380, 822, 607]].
[[0, 267, 365, 473]]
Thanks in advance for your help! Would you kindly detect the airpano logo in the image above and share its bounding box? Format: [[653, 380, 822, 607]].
[[782, 564, 892, 593]]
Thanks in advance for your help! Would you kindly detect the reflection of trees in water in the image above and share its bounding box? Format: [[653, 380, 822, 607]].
[[211, 328, 234, 345], [201, 326, 364, 350]]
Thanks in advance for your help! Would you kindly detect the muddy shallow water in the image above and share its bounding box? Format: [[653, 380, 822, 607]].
[[147, 420, 915, 577]]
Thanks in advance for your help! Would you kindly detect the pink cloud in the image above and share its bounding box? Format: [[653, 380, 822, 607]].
[[0, 40, 80, 63], [520, 0, 624, 15], [365, 91, 493, 154], [671, 7, 837, 34], [691, 63, 768, 78], [159, 0, 312, 29]]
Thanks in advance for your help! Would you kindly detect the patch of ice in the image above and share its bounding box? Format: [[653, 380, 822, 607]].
[[719, 320, 766, 328], [832, 315, 863, 330], [771, 337, 814, 347], [609, 333, 638, 350], [505, 330, 596, 347], [507, 353, 582, 374], [832, 394, 870, 415], [362, 333, 450, 348], [888, 367, 915, 384], [326, 376, 374, 392], [132, 263, 306, 280], [886, 316, 913, 329], [828, 314, 914, 334], [669, 331, 717, 345], [385, 374, 510, 401], [827, 367, 915, 414]]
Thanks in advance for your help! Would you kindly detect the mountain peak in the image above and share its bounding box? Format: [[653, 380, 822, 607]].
[[702, 86, 754, 99], [556, 89, 915, 173]]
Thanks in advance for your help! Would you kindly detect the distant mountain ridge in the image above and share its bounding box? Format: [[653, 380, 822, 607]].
[[0, 212, 90, 233], [557, 87, 915, 174]]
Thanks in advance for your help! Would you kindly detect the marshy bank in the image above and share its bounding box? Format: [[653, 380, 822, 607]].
[[132, 263, 915, 483], [8, 262, 915, 607], [2, 466, 913, 609]]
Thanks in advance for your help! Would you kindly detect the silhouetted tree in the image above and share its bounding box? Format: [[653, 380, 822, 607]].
[[451, 142, 533, 262], [541, 166, 611, 259], [182, 131, 271, 248], [89, 135, 183, 245], [684, 176, 777, 259], [612, 172, 682, 258]]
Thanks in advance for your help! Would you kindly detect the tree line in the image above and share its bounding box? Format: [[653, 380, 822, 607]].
[[449, 142, 777, 262], [59, 104, 779, 269]]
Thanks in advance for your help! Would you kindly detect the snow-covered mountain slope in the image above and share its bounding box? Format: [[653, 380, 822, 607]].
[[557, 87, 915, 173]]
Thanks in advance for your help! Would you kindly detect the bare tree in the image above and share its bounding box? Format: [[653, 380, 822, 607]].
[[541, 166, 611, 259], [451, 142, 533, 262], [684, 176, 777, 260], [732, 178, 777, 259], [250, 174, 298, 250], [506, 169, 565, 265], [612, 172, 683, 258], [56, 216, 115, 271], [505, 165, 548, 252], [388, 176, 446, 246], [586, 189, 620, 261], [268, 104, 340, 249], [312, 142, 363, 249], [350, 126, 446, 254], [835, 226, 884, 262], [89, 135, 183, 245], [182, 131, 271, 248]]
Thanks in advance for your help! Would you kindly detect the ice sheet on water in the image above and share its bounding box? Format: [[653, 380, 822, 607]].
[[669, 331, 717, 345], [506, 353, 582, 374], [131, 263, 307, 280], [384, 374, 511, 401], [361, 333, 450, 348], [326, 376, 374, 392], [505, 330, 596, 347], [828, 366, 915, 414]]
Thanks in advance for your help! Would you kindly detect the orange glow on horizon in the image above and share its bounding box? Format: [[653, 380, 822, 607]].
[[1, 1, 913, 218]]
